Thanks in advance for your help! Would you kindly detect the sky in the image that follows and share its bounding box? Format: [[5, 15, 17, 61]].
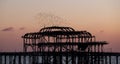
[[0, 0, 120, 52]]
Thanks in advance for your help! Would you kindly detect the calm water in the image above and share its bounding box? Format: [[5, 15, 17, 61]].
[[1, 56, 120, 64]]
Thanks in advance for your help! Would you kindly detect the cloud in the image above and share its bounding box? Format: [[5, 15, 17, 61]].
[[19, 27, 25, 30], [100, 30, 104, 33], [1, 27, 14, 31]]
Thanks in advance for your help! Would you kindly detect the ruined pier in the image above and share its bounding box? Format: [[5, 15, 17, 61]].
[[0, 26, 120, 64]]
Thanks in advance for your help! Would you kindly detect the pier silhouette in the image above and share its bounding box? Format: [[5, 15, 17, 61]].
[[0, 26, 120, 64]]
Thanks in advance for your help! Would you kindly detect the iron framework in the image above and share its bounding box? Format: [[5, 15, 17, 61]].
[[21, 26, 108, 64]]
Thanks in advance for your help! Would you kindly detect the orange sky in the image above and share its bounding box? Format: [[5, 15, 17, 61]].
[[0, 0, 120, 52]]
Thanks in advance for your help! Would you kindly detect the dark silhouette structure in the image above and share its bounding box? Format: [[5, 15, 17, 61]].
[[0, 26, 120, 64]]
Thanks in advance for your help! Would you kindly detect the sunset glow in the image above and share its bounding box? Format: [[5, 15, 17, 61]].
[[0, 0, 120, 52]]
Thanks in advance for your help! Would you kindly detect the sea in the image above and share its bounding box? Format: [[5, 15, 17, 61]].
[[1, 56, 120, 64]]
